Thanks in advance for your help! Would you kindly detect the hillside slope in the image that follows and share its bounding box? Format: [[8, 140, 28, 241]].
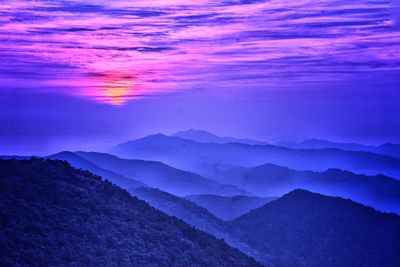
[[0, 159, 261, 267], [231, 189, 400, 267]]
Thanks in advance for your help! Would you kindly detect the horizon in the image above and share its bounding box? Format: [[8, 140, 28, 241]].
[[1, 0, 400, 155], [1, 128, 397, 157]]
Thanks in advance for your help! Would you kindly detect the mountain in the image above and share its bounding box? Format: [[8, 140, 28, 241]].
[[173, 129, 268, 145], [74, 151, 246, 196], [131, 187, 268, 263], [0, 158, 261, 266], [278, 138, 400, 160], [48, 151, 144, 189], [132, 187, 226, 234], [186, 194, 276, 220], [215, 163, 400, 214], [110, 134, 400, 178], [231, 189, 400, 267]]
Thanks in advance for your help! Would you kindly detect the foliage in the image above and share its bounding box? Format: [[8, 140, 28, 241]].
[[0, 159, 261, 267]]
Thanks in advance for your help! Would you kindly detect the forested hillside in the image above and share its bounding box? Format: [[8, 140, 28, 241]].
[[0, 159, 261, 267], [232, 189, 400, 267]]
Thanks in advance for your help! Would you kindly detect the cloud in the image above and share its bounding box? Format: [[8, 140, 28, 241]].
[[0, 0, 399, 104]]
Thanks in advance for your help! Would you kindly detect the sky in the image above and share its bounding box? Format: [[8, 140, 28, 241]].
[[0, 0, 400, 155]]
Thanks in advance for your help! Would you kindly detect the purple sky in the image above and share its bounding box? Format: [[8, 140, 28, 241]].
[[1, 0, 400, 155]]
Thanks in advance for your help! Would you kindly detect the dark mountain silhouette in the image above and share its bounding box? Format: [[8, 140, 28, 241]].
[[111, 134, 400, 177], [74, 151, 246, 196], [0, 159, 261, 267], [173, 129, 268, 145], [231, 189, 400, 267], [215, 163, 400, 214], [186, 194, 276, 220], [278, 138, 400, 160], [49, 151, 144, 189]]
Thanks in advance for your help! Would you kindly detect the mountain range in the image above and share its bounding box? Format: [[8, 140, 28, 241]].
[[0, 158, 261, 266], [49, 135, 400, 214], [3, 159, 399, 266], [173, 129, 268, 145], [3, 130, 400, 266], [278, 138, 400, 159], [50, 151, 246, 196], [110, 133, 400, 178], [214, 163, 400, 214]]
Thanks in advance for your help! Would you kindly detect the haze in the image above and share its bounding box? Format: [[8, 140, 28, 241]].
[[1, 0, 399, 155]]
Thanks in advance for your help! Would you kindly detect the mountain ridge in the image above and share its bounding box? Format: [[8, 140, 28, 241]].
[[215, 162, 400, 214], [172, 129, 268, 145], [48, 151, 145, 189], [0, 158, 262, 266], [231, 189, 400, 267], [74, 151, 247, 196], [110, 134, 400, 178], [277, 138, 400, 159]]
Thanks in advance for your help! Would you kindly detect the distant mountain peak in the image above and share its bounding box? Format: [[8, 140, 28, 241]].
[[173, 129, 222, 139], [118, 133, 179, 146], [176, 128, 211, 133], [174, 129, 218, 136], [145, 133, 170, 139], [281, 188, 317, 198], [172, 129, 268, 145]]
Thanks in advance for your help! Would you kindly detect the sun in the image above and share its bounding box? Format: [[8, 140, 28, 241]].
[[96, 73, 137, 105], [103, 78, 133, 105], [74, 72, 143, 105]]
